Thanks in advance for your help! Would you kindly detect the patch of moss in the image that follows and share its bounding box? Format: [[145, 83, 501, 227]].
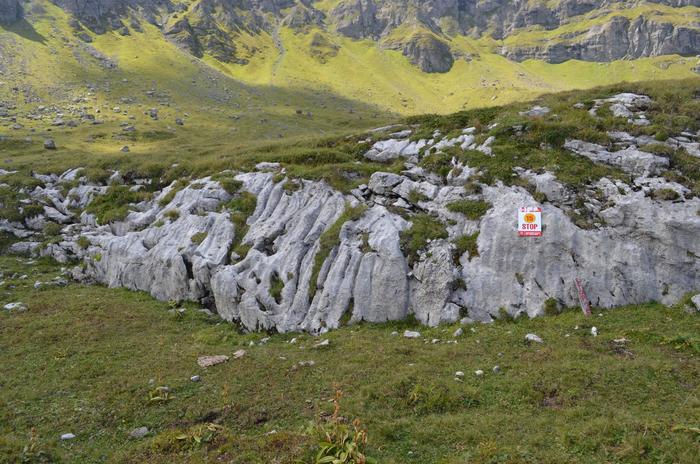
[[400, 213, 448, 264]]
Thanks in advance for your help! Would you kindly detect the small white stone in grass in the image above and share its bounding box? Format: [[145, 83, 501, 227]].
[[259, 337, 270, 344], [129, 427, 149, 439], [431, 339, 440, 344], [289, 337, 298, 344], [60, 433, 75, 441], [455, 371, 465, 378], [190, 375, 201, 382], [525, 333, 543, 344], [233, 349, 246, 359], [475, 370, 484, 377], [390, 331, 398, 336], [314, 339, 330, 348], [492, 365, 501, 374], [403, 330, 421, 338], [453, 328, 463, 337], [591, 327, 598, 337], [470, 328, 476, 333], [249, 341, 255, 346]]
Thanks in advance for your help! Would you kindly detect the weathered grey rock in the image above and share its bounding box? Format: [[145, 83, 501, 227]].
[[403, 330, 421, 338], [691, 294, 700, 309], [519, 106, 550, 117], [44, 139, 56, 150], [128, 427, 149, 439], [525, 333, 543, 344], [564, 139, 669, 175]]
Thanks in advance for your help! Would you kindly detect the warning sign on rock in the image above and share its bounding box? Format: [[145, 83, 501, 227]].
[[518, 207, 542, 237]]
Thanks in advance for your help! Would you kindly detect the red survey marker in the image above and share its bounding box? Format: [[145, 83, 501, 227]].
[[518, 207, 542, 237]]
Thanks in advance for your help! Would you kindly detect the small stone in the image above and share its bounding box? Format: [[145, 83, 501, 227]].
[[60, 433, 75, 441], [121, 146, 130, 153], [259, 337, 270, 345], [403, 330, 421, 339], [475, 370, 484, 377], [390, 331, 398, 336], [128, 426, 149, 439], [233, 349, 246, 359], [44, 139, 56, 150], [3, 302, 27, 312], [453, 328, 463, 337], [33, 281, 42, 289], [455, 371, 465, 378], [175, 118, 184, 126], [314, 339, 330, 348], [492, 365, 501, 374], [190, 375, 201, 382], [289, 337, 298, 344], [591, 327, 598, 337], [431, 339, 440, 344], [197, 355, 229, 367], [525, 333, 543, 344]]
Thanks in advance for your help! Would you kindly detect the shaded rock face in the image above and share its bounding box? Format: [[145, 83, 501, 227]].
[[0, 0, 22, 24], [502, 16, 700, 63], [384, 33, 455, 73]]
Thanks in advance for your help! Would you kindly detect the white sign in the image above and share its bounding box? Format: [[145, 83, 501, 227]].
[[518, 207, 542, 237]]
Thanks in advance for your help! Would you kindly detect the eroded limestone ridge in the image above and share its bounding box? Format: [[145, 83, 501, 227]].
[[3, 93, 699, 333]]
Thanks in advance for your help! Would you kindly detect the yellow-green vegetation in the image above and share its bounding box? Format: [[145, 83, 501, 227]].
[[453, 232, 480, 261], [0, 256, 698, 463]]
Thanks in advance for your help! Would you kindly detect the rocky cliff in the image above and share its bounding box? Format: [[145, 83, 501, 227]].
[[4, 92, 699, 333], [0, 0, 22, 24], [38, 0, 700, 72]]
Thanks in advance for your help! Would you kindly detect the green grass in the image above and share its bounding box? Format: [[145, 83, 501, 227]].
[[399, 213, 449, 264], [85, 185, 151, 224], [0, 256, 698, 463], [446, 200, 491, 220]]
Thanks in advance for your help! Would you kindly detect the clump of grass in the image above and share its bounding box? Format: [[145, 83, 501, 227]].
[[163, 209, 180, 221], [400, 213, 448, 264], [452, 232, 479, 261], [86, 185, 150, 224], [652, 188, 680, 201], [270, 272, 284, 304], [191, 231, 208, 245], [42, 222, 62, 237], [76, 236, 90, 250], [407, 189, 429, 205], [446, 199, 491, 220], [543, 297, 560, 316], [223, 191, 258, 263], [309, 203, 367, 300], [158, 179, 188, 207]]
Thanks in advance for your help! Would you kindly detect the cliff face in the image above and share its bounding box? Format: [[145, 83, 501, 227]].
[[0, 0, 22, 25], [501, 16, 700, 63], [42, 1, 700, 71]]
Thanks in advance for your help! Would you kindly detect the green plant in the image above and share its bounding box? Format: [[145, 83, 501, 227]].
[[163, 209, 180, 221], [543, 297, 560, 316], [148, 386, 173, 403], [42, 222, 62, 237], [452, 232, 479, 262], [446, 200, 491, 220], [270, 272, 284, 304], [86, 185, 150, 224], [191, 231, 208, 245], [313, 388, 376, 464], [400, 213, 448, 264], [652, 188, 680, 201], [76, 236, 90, 250]]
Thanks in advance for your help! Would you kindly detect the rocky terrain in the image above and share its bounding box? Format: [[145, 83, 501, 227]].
[[3, 1, 697, 72], [3, 90, 699, 333]]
